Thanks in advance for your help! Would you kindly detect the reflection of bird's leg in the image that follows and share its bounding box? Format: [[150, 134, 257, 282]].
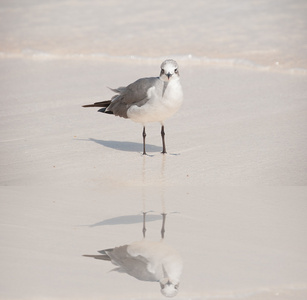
[[161, 125, 167, 154], [142, 126, 147, 155], [142, 212, 147, 238], [161, 213, 167, 239]]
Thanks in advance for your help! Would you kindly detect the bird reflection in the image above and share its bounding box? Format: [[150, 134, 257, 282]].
[[83, 212, 183, 297]]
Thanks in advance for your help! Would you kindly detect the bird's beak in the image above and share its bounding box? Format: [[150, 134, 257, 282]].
[[160, 280, 172, 288], [166, 73, 172, 80]]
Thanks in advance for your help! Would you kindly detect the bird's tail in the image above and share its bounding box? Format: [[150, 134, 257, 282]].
[[82, 100, 111, 108]]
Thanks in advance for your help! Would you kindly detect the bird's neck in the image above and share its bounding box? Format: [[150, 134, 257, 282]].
[[162, 82, 168, 96]]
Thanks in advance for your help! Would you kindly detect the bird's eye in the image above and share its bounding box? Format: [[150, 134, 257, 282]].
[[161, 69, 165, 74], [174, 68, 178, 73]]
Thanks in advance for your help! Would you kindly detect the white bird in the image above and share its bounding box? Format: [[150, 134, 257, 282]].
[[84, 213, 183, 297], [83, 59, 183, 155]]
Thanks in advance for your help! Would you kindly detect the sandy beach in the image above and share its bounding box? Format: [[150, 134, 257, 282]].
[[1, 1, 307, 299]]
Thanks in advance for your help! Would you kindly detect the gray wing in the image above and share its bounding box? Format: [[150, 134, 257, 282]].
[[107, 77, 163, 118], [106, 245, 159, 282]]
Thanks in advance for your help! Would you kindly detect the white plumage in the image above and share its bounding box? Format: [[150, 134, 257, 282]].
[[83, 60, 183, 155], [84, 213, 183, 297]]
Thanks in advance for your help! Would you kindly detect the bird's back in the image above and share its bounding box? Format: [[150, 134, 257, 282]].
[[108, 77, 163, 118], [105, 245, 160, 282]]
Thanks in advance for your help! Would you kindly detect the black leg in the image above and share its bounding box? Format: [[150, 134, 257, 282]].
[[142, 212, 147, 238], [142, 126, 147, 155], [161, 125, 167, 154], [161, 213, 166, 239]]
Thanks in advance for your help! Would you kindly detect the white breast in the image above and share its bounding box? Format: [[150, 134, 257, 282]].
[[127, 79, 183, 124]]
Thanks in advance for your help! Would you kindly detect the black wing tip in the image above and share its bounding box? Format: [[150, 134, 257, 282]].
[[82, 106, 113, 114], [82, 100, 112, 108], [98, 248, 113, 254], [97, 108, 113, 114], [83, 254, 111, 261]]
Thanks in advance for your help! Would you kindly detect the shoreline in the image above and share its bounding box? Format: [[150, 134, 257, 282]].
[[1, 52, 306, 76]]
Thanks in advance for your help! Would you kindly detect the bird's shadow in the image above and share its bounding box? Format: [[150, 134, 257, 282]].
[[89, 214, 162, 227], [88, 138, 161, 153]]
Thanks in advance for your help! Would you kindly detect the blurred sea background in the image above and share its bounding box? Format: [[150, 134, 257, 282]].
[[1, 0, 307, 73]]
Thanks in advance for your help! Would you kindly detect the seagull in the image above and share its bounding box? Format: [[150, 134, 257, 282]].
[[82, 59, 183, 155], [83, 213, 183, 297]]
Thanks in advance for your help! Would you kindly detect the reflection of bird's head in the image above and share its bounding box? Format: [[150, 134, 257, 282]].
[[160, 279, 179, 297]]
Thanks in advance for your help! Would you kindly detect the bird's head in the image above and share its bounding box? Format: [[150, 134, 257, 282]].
[[160, 59, 180, 82], [160, 278, 179, 297]]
